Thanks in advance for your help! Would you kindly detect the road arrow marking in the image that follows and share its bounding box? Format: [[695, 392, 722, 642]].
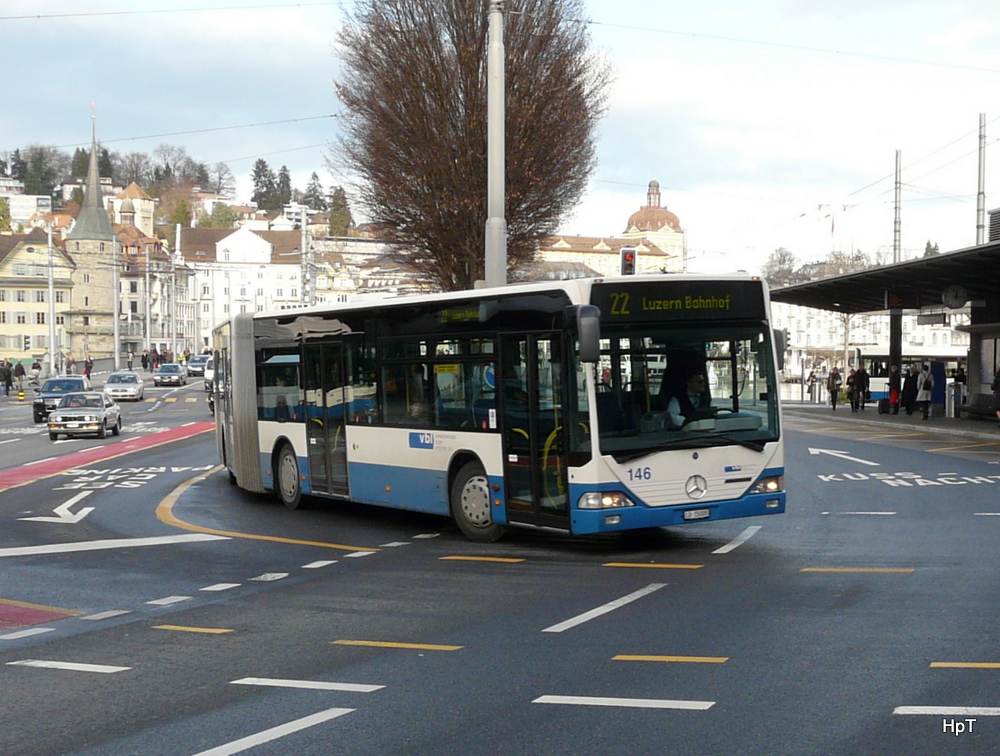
[[18, 491, 95, 523], [808, 448, 880, 466]]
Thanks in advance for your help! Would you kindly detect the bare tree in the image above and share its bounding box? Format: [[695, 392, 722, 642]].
[[761, 247, 804, 288], [331, 0, 611, 291], [211, 162, 236, 198]]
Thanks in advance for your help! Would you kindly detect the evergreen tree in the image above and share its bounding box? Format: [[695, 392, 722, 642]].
[[923, 240, 940, 257], [71, 147, 89, 177], [0, 197, 11, 232], [197, 203, 239, 229], [250, 158, 276, 210], [166, 199, 192, 228], [98, 146, 113, 178], [302, 172, 328, 211], [328, 186, 354, 236], [276, 165, 292, 208], [10, 149, 25, 180]]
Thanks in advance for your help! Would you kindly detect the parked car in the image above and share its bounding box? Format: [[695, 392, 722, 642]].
[[32, 375, 91, 423], [187, 354, 210, 376], [104, 371, 145, 401], [153, 363, 187, 386], [47, 391, 121, 440]]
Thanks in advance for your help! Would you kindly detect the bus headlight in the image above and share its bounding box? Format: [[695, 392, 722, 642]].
[[578, 492, 636, 510], [750, 475, 783, 495]]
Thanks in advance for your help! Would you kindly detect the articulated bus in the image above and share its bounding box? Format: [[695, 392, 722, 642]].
[[212, 275, 786, 541], [857, 345, 967, 400]]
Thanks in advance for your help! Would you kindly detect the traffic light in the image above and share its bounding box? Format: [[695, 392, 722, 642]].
[[619, 246, 637, 275], [22, 335, 30, 352]]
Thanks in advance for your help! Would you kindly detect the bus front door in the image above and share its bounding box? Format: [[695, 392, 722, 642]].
[[303, 343, 349, 497], [500, 334, 570, 530]]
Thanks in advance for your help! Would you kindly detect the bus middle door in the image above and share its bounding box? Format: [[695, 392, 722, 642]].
[[303, 343, 349, 497], [500, 334, 570, 530]]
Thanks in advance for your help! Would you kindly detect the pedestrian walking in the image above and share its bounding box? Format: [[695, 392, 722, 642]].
[[141, 350, 149, 372], [846, 368, 858, 412], [13, 360, 25, 392], [915, 363, 934, 420], [991, 366, 1000, 428], [0, 360, 11, 397], [856, 365, 870, 411], [127, 350, 134, 370], [901, 364, 919, 415], [827, 367, 843, 411], [888, 364, 901, 415], [150, 348, 160, 369]]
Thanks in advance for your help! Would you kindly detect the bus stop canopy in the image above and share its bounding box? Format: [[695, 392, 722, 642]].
[[768, 241, 1000, 314]]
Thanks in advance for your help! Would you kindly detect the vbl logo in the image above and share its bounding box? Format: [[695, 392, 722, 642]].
[[409, 432, 434, 449]]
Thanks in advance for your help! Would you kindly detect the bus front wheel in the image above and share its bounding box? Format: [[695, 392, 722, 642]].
[[450, 461, 503, 542], [276, 444, 303, 510]]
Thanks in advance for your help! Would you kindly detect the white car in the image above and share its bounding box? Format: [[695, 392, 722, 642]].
[[104, 371, 145, 401]]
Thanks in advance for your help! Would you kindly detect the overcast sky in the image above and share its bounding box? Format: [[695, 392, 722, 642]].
[[2, 1, 998, 275]]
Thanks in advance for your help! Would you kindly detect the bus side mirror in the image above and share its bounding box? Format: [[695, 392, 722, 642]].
[[772, 328, 785, 371], [568, 305, 601, 363]]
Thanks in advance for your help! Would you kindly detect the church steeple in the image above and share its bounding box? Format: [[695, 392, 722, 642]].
[[66, 118, 114, 241]]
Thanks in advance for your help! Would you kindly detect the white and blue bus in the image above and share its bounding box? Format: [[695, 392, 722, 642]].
[[857, 345, 967, 400], [212, 275, 786, 541]]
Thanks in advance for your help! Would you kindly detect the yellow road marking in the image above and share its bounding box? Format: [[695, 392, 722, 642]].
[[153, 624, 233, 634], [614, 655, 728, 663], [931, 662, 1000, 669], [800, 568, 914, 573], [439, 556, 524, 563], [926, 442, 1000, 452], [157, 466, 379, 553], [185, 397, 198, 403], [0, 598, 81, 616], [165, 397, 177, 403], [333, 640, 463, 651], [145, 398, 155, 403], [604, 562, 703, 569]]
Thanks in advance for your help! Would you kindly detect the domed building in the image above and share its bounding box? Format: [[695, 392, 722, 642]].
[[533, 179, 685, 277]]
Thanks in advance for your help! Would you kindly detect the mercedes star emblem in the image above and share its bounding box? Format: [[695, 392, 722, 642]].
[[685, 474, 708, 499]]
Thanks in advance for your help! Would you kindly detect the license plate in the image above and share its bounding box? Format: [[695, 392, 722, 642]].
[[683, 508, 710, 521], [67, 422, 79, 428]]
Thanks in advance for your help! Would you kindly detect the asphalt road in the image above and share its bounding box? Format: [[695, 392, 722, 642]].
[[0, 397, 999, 755]]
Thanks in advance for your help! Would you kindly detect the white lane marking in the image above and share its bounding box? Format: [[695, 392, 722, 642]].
[[191, 707, 354, 756], [974, 513, 1000, 516], [379, 542, 410, 547], [231, 677, 384, 693], [533, 695, 714, 710], [0, 438, 19, 445], [0, 533, 229, 558], [542, 583, 666, 633], [712, 525, 762, 554], [412, 533, 440, 539], [249, 573, 288, 582], [808, 447, 880, 466], [23, 456, 58, 466], [79, 610, 132, 621], [19, 491, 95, 524], [820, 511, 896, 516], [0, 628, 55, 640], [302, 560, 337, 569], [7, 659, 131, 673], [146, 596, 191, 606], [201, 583, 241, 592], [894, 706, 1000, 716], [345, 551, 376, 558]]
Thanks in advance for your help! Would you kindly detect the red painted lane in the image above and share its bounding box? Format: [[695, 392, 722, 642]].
[[0, 600, 78, 631], [0, 421, 216, 494]]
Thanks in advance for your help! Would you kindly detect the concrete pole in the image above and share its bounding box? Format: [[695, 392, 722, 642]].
[[484, 1, 507, 289], [977, 113, 986, 246], [171, 223, 180, 358], [112, 234, 121, 371], [893, 150, 901, 264], [46, 225, 56, 378], [145, 244, 152, 353]]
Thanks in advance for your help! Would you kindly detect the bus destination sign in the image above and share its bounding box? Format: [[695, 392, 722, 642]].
[[590, 280, 766, 322]]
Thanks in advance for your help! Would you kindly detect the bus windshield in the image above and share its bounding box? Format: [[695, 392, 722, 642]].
[[592, 324, 779, 458]]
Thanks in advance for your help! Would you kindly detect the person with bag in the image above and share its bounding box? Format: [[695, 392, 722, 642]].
[[827, 367, 843, 411], [888, 364, 902, 415], [846, 368, 858, 413], [915, 363, 934, 420], [991, 366, 1000, 428], [856, 365, 870, 411]]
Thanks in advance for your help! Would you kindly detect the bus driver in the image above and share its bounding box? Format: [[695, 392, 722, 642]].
[[667, 368, 711, 427]]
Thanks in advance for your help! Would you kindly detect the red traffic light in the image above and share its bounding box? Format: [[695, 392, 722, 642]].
[[619, 247, 637, 275]]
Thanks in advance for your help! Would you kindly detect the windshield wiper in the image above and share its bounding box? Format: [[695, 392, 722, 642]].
[[703, 433, 766, 452]]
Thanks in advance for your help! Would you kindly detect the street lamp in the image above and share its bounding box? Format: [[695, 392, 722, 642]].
[[25, 224, 58, 378]]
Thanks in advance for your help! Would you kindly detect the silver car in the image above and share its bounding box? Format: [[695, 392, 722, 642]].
[[48, 391, 122, 440], [104, 371, 145, 401]]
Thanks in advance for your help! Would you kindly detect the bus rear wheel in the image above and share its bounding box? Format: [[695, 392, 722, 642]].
[[276, 444, 303, 510], [450, 461, 503, 542]]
